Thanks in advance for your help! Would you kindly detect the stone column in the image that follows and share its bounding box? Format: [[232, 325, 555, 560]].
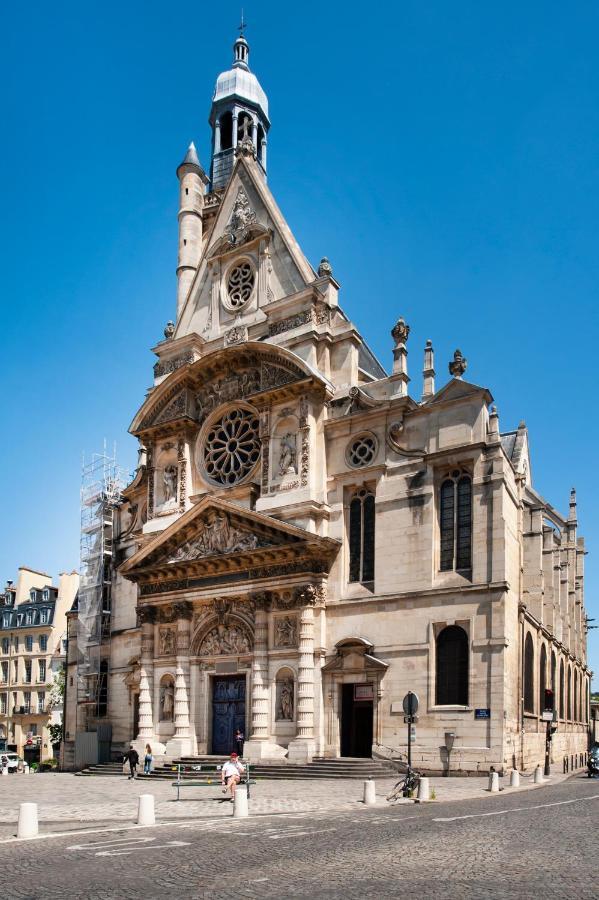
[[133, 606, 166, 756], [245, 594, 274, 762], [232, 110, 239, 148], [166, 603, 194, 758], [214, 118, 221, 154], [288, 585, 322, 763]]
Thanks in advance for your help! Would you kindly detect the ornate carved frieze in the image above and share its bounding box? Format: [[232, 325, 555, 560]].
[[296, 584, 326, 607], [141, 386, 194, 431], [172, 601, 193, 620], [268, 303, 330, 337], [224, 323, 249, 346], [147, 445, 155, 519], [153, 352, 194, 378], [166, 513, 271, 563], [177, 440, 186, 514], [299, 396, 309, 487]]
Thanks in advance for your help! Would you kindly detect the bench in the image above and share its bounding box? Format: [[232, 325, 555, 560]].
[[171, 762, 256, 801]]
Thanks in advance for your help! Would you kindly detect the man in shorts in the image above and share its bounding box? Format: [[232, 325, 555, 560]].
[[221, 751, 245, 799]]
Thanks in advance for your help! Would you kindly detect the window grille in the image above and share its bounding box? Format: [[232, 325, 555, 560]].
[[435, 625, 469, 705], [349, 488, 375, 584]]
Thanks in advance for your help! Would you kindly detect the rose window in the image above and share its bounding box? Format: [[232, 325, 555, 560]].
[[203, 407, 261, 485], [347, 434, 377, 468], [226, 261, 255, 309]]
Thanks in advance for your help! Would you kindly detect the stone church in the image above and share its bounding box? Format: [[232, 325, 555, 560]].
[[64, 30, 591, 773]]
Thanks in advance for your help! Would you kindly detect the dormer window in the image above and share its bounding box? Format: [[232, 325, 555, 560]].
[[40, 609, 49, 625], [2, 614, 9, 628], [17, 613, 23, 625], [26, 610, 33, 625], [42, 589, 50, 602], [29, 589, 36, 602]]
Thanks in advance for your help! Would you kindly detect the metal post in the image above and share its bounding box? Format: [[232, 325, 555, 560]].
[[544, 721, 551, 777], [407, 692, 412, 779]]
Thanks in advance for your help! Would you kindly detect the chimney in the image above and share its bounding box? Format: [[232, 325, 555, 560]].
[[422, 340, 435, 399]]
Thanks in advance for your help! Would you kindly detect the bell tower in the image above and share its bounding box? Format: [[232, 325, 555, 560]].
[[209, 25, 270, 191]]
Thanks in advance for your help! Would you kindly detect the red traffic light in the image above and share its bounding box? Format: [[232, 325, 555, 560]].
[[544, 688, 555, 712]]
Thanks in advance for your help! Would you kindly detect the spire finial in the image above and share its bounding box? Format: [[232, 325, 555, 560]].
[[233, 14, 250, 69], [238, 9, 247, 36]]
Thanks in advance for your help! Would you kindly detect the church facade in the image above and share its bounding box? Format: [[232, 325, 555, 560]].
[[64, 31, 591, 774]]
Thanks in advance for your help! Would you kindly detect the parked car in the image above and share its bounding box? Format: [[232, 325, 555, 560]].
[[588, 746, 599, 778], [0, 753, 24, 772]]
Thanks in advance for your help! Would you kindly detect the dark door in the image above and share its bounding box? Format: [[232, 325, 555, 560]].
[[212, 676, 246, 755], [132, 693, 140, 740], [341, 683, 373, 758]]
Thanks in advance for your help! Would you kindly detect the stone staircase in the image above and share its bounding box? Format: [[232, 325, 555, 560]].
[[76, 756, 399, 780]]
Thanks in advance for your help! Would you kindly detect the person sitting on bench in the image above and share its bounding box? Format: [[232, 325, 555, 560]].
[[221, 752, 245, 799]]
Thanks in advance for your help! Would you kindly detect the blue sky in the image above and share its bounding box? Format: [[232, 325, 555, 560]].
[[3, 1, 599, 679]]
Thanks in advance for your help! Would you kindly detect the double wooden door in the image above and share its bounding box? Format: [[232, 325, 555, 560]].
[[212, 676, 246, 755]]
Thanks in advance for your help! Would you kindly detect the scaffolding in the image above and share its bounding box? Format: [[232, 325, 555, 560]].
[[76, 446, 129, 731]]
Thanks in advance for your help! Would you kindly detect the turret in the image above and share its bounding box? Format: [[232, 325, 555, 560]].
[[176, 142, 208, 317]]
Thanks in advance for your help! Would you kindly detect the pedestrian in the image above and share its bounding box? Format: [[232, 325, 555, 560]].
[[123, 744, 139, 779], [143, 743, 153, 775], [234, 727, 244, 757], [221, 751, 245, 800]]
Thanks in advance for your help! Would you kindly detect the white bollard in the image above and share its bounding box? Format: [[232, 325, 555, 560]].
[[363, 779, 376, 806], [488, 771, 499, 793], [137, 794, 155, 826], [510, 769, 520, 788], [233, 785, 249, 818], [417, 776, 430, 802], [17, 802, 38, 839], [1, 766, 8, 777], [534, 765, 544, 784]]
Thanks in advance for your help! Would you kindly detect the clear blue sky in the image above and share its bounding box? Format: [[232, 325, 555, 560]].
[[3, 2, 598, 680]]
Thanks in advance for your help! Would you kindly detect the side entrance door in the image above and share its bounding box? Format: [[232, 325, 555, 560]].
[[212, 676, 246, 755], [340, 683, 374, 758]]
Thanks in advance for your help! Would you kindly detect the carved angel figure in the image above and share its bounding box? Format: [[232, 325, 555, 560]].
[[278, 433, 297, 476], [160, 681, 174, 721], [163, 465, 178, 502]]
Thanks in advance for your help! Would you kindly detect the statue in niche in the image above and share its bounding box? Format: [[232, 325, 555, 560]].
[[160, 680, 175, 721], [159, 628, 175, 656], [163, 465, 178, 503], [277, 679, 294, 721], [278, 433, 297, 476], [274, 616, 297, 648]]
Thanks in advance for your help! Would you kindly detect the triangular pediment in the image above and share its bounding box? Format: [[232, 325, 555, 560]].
[[425, 378, 493, 406], [120, 496, 339, 589], [175, 154, 317, 340]]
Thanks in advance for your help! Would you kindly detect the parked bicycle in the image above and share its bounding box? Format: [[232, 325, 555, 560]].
[[386, 768, 421, 802]]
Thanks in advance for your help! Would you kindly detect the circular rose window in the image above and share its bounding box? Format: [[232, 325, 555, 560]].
[[346, 433, 378, 468], [202, 407, 261, 486], [225, 261, 255, 310]]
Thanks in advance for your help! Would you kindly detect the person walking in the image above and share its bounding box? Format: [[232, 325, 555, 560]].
[[234, 728, 244, 758], [221, 752, 245, 799], [123, 745, 139, 779], [143, 743, 153, 775]]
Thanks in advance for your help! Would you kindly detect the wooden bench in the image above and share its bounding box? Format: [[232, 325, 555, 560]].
[[171, 762, 256, 801]]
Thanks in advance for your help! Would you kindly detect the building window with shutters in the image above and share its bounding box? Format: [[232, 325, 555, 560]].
[[435, 625, 469, 706], [439, 471, 472, 572], [38, 660, 46, 682], [348, 488, 375, 586]]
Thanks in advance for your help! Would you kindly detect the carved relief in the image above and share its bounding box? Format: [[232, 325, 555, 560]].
[[299, 397, 310, 488], [273, 590, 296, 610], [177, 440, 186, 513], [278, 432, 298, 476], [159, 627, 175, 656], [147, 445, 155, 518], [224, 323, 249, 346], [153, 352, 194, 378], [225, 187, 257, 243], [274, 616, 298, 648], [166, 513, 269, 563], [199, 623, 253, 656], [268, 303, 330, 337]]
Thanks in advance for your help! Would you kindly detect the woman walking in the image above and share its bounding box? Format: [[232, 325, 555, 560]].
[[144, 743, 153, 775]]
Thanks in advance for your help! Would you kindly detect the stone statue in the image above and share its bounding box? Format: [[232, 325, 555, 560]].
[[278, 433, 297, 476], [163, 465, 178, 503], [277, 679, 294, 721], [274, 616, 297, 648], [160, 681, 174, 721], [159, 628, 175, 656]]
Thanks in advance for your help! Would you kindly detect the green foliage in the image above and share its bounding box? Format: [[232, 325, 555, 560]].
[[48, 723, 63, 745], [430, 788, 437, 800]]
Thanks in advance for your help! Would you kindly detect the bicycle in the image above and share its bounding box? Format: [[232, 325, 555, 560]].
[[386, 768, 421, 802]]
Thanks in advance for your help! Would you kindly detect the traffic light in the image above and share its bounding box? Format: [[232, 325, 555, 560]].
[[544, 688, 554, 712]]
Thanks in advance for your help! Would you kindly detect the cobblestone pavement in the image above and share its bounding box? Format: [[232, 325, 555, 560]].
[[0, 768, 577, 840], [0, 775, 597, 899]]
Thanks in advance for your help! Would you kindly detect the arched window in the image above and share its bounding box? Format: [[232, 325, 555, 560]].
[[523, 633, 534, 714], [574, 671, 579, 722], [349, 488, 375, 584], [585, 681, 589, 724], [435, 625, 469, 706], [559, 660, 565, 719], [439, 472, 472, 572], [551, 651, 556, 692], [219, 111, 233, 150], [567, 665, 572, 720], [539, 644, 547, 714]]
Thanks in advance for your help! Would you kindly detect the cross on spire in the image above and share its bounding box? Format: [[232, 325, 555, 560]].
[[238, 9, 247, 37]]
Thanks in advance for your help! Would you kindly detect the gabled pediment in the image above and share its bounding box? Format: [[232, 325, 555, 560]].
[[120, 496, 339, 591], [424, 378, 493, 407]]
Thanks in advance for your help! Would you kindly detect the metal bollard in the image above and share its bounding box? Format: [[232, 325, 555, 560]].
[[17, 802, 38, 839], [137, 794, 155, 826], [233, 785, 249, 818], [488, 771, 499, 793], [534, 765, 543, 784], [509, 769, 520, 788], [363, 779, 376, 805], [417, 776, 430, 801]]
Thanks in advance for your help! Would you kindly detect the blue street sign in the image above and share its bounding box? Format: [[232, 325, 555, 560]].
[[475, 708, 491, 719]]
